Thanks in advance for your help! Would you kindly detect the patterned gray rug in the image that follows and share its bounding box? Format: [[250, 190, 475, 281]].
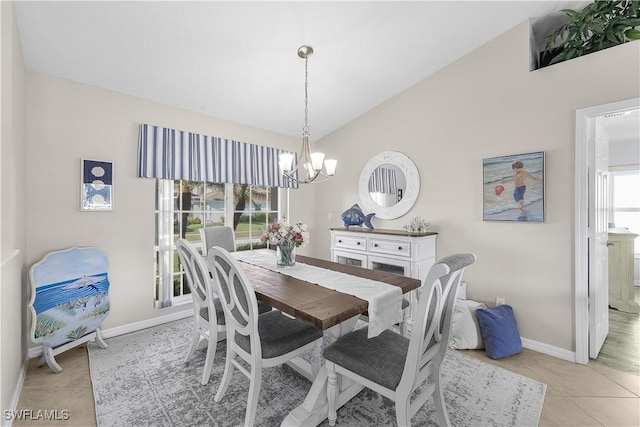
[[88, 318, 546, 426]]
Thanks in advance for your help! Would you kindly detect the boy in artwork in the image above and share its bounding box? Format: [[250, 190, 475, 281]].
[[502, 160, 539, 217]]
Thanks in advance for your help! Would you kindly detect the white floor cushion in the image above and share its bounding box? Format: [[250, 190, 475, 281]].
[[450, 299, 486, 350]]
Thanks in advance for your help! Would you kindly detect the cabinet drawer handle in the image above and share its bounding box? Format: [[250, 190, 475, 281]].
[[356, 242, 361, 245], [374, 243, 379, 247], [398, 246, 403, 251], [338, 240, 343, 243]]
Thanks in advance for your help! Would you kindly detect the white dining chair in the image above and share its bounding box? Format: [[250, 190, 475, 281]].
[[176, 239, 227, 386], [200, 226, 235, 256], [324, 253, 476, 426], [207, 246, 324, 427]]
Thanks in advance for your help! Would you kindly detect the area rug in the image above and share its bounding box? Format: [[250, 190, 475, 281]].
[[88, 318, 546, 426]]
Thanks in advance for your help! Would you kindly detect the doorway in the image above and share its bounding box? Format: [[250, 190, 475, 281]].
[[575, 98, 640, 365]]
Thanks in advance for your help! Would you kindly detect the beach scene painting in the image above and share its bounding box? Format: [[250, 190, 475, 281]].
[[483, 151, 545, 222], [29, 247, 110, 350]]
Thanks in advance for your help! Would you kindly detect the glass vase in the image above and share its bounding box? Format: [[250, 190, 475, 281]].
[[276, 243, 296, 267]]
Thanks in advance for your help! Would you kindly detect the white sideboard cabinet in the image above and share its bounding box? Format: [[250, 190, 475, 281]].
[[608, 231, 639, 314], [330, 228, 437, 281]]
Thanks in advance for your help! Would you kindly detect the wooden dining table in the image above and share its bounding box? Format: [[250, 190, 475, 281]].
[[234, 250, 421, 426], [238, 253, 420, 329]]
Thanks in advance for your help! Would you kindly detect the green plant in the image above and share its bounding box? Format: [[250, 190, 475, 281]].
[[81, 302, 110, 319], [544, 0, 640, 65], [67, 326, 88, 341], [34, 316, 66, 338]]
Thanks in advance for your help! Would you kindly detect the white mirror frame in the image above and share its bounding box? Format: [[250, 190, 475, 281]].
[[358, 151, 420, 220]]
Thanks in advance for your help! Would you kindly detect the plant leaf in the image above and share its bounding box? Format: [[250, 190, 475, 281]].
[[550, 50, 568, 65], [605, 27, 621, 43], [625, 27, 640, 38], [589, 21, 605, 34], [561, 8, 579, 17]]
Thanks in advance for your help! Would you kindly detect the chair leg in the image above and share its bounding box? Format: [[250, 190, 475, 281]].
[[433, 375, 451, 427], [214, 343, 235, 402], [184, 320, 201, 363], [200, 333, 218, 385], [244, 364, 262, 427], [395, 395, 410, 427], [327, 363, 338, 426]]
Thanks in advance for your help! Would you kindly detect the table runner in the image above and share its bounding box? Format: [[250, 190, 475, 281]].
[[233, 250, 402, 337]]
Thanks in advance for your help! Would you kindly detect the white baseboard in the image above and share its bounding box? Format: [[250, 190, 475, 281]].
[[4, 354, 31, 427], [27, 310, 193, 359], [99, 310, 192, 339], [27, 345, 40, 360], [521, 337, 576, 363]]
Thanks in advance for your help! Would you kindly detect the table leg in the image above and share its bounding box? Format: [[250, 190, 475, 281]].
[[281, 317, 361, 427]]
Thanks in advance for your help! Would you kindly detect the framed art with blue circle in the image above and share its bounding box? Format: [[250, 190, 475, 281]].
[[81, 159, 113, 211]]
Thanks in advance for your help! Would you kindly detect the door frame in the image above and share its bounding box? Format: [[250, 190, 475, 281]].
[[575, 97, 639, 364]]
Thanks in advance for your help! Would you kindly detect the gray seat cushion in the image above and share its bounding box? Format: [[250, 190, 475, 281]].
[[199, 299, 269, 325], [323, 327, 409, 390], [235, 310, 323, 359], [198, 298, 225, 325], [257, 301, 272, 314]]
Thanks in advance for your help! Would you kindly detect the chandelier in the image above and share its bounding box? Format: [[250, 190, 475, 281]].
[[279, 45, 336, 184]]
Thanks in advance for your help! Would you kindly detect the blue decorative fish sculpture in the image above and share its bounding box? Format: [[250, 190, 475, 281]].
[[341, 204, 375, 229]]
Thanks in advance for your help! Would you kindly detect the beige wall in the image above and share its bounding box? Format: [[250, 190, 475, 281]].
[[312, 22, 640, 352], [25, 71, 316, 335], [1, 0, 27, 419]]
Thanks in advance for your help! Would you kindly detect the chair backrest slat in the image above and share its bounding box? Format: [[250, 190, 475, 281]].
[[208, 246, 261, 356], [400, 253, 476, 394], [433, 254, 476, 361], [201, 226, 236, 256], [402, 263, 447, 385], [176, 239, 219, 323]]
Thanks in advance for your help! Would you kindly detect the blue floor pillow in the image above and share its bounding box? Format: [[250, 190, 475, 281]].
[[475, 305, 522, 359]]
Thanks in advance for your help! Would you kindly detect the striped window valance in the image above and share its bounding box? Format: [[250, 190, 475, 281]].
[[137, 123, 298, 188], [368, 166, 398, 194]]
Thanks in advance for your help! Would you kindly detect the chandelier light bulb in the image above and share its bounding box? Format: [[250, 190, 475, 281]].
[[324, 159, 337, 176], [279, 153, 294, 173], [310, 152, 325, 171]]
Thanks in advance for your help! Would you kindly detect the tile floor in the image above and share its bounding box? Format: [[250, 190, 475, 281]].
[[463, 349, 640, 426], [11, 345, 640, 426]]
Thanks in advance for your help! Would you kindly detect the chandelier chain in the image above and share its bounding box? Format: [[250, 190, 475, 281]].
[[303, 54, 309, 135]]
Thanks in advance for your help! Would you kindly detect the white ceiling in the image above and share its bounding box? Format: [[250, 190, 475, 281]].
[[15, 0, 620, 141], [600, 108, 640, 145]]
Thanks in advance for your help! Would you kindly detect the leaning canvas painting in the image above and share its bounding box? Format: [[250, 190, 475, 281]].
[[29, 247, 110, 372], [483, 151, 545, 222]]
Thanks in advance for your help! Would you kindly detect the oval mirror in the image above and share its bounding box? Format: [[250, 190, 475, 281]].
[[359, 151, 419, 219]]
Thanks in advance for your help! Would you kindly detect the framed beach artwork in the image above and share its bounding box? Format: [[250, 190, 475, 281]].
[[81, 159, 113, 211], [483, 151, 545, 222]]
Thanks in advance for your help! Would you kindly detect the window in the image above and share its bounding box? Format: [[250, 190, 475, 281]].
[[154, 180, 281, 306], [610, 167, 640, 254]]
